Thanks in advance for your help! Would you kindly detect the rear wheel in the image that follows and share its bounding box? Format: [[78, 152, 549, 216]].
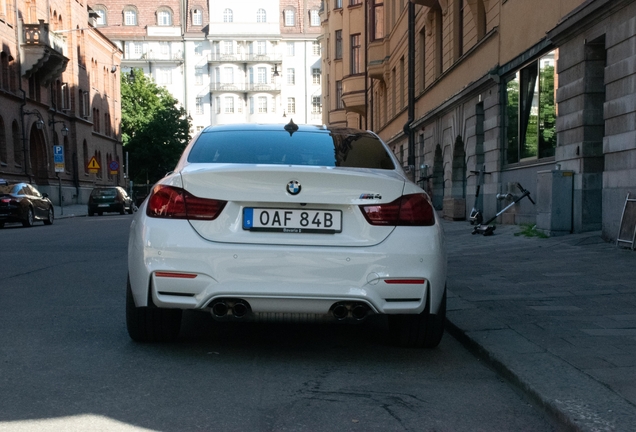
[[388, 288, 446, 348], [43, 207, 54, 225], [98, 212, 103, 216], [126, 277, 182, 342], [119, 205, 126, 215], [22, 207, 34, 227]]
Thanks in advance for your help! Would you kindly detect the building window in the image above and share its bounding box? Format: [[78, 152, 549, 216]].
[[257, 8, 266, 23], [350, 0, 362, 5], [505, 50, 557, 164], [223, 8, 233, 23], [196, 97, 203, 114], [123, 7, 137, 26], [258, 97, 268, 113], [215, 97, 221, 114], [256, 41, 266, 55], [94, 7, 107, 26], [257, 67, 267, 84], [287, 98, 296, 114], [335, 30, 342, 60], [371, 0, 384, 41], [287, 68, 295, 85], [158, 68, 172, 85], [225, 97, 234, 113], [223, 41, 233, 54], [312, 96, 321, 113], [312, 68, 321, 85], [195, 69, 204, 85], [335, 0, 343, 9], [336, 80, 343, 109], [160, 42, 170, 57], [287, 42, 295, 56], [313, 41, 321, 56], [284, 9, 295, 26], [157, 9, 172, 26], [310, 10, 320, 26], [351, 34, 361, 74], [224, 67, 234, 83], [192, 9, 202, 26]]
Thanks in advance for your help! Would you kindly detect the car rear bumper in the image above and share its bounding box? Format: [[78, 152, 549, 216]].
[[128, 213, 447, 316]]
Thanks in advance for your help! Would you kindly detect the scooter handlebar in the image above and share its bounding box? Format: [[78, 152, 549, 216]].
[[516, 183, 536, 205]]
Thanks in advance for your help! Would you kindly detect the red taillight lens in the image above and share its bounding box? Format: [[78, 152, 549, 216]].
[[360, 193, 435, 226], [146, 185, 226, 221]]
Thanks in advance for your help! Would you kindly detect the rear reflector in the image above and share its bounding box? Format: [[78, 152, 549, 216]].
[[155, 272, 198, 279], [147, 185, 226, 221], [384, 279, 426, 284], [360, 193, 435, 226]]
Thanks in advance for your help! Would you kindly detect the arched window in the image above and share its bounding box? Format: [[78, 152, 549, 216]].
[[123, 6, 137, 26], [93, 6, 107, 26], [13, 121, 22, 168], [284, 9, 295, 27], [192, 8, 202, 26], [256, 8, 266, 23], [0, 116, 6, 165], [223, 8, 233, 23], [310, 9, 320, 26], [157, 8, 172, 26]]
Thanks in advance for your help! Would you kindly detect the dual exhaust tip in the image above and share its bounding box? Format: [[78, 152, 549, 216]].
[[211, 299, 250, 318], [211, 299, 371, 321], [331, 302, 370, 321]]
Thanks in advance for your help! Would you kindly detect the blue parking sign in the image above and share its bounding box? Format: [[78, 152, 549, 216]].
[[54, 145, 65, 173]]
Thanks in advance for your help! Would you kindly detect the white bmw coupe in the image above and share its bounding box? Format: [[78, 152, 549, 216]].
[[127, 122, 447, 348]]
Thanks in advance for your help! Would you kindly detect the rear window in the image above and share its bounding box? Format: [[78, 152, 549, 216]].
[[91, 188, 117, 197], [187, 130, 395, 169]]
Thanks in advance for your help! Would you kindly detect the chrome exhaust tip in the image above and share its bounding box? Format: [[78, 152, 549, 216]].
[[211, 301, 228, 317], [232, 300, 250, 318]]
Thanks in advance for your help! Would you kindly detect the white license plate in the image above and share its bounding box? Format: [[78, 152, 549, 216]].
[[243, 208, 342, 234]]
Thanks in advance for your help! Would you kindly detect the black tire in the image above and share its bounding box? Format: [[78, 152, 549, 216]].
[[22, 207, 34, 227], [98, 212, 103, 216], [126, 277, 182, 342], [88, 209, 94, 216], [43, 207, 54, 225], [388, 288, 446, 348], [0, 222, 4, 229], [119, 205, 126, 215]]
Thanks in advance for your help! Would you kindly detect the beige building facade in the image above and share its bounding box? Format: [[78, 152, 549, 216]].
[[321, 0, 636, 241], [0, 0, 123, 205]]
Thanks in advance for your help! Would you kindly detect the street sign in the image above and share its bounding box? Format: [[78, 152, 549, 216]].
[[53, 145, 65, 173], [109, 160, 119, 175], [88, 156, 100, 174]]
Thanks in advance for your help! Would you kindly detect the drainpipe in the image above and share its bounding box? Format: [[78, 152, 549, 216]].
[[404, 1, 416, 178]]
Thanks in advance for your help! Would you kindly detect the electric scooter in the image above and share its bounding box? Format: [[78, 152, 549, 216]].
[[468, 165, 490, 225], [472, 182, 535, 236]]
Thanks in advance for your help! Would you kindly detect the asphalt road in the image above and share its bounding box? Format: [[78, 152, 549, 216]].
[[0, 215, 559, 431]]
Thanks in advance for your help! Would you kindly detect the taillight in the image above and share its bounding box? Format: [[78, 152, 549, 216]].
[[360, 193, 435, 226], [146, 185, 226, 221]]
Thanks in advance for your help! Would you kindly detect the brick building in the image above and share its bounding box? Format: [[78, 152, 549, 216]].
[[320, 0, 636, 241], [0, 0, 123, 205]]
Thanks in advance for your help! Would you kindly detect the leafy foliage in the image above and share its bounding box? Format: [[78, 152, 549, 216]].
[[121, 69, 191, 185]]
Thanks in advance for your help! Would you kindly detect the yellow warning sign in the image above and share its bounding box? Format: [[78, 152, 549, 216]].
[[87, 156, 100, 170], [87, 156, 100, 173]]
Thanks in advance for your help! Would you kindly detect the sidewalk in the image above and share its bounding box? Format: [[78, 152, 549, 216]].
[[53, 204, 88, 219], [443, 220, 636, 431]]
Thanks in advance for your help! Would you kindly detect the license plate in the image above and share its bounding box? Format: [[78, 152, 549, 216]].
[[243, 208, 342, 234], [98, 204, 110, 207]]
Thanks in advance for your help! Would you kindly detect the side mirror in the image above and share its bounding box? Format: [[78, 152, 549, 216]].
[[42, 192, 49, 198]]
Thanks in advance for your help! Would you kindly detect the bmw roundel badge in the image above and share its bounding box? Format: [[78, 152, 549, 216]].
[[287, 180, 301, 195]]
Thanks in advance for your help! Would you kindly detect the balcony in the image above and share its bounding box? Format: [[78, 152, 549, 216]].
[[208, 82, 281, 93], [208, 53, 283, 63], [367, 39, 389, 82], [21, 20, 69, 84], [341, 74, 366, 115], [123, 51, 184, 63]]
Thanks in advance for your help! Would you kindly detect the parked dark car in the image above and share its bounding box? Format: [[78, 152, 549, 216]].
[[0, 180, 54, 228], [88, 186, 134, 216]]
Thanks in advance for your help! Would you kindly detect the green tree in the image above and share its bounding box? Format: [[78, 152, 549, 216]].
[[121, 68, 191, 185]]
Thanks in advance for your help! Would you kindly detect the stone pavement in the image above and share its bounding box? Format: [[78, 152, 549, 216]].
[[51, 203, 636, 429], [443, 220, 636, 431]]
